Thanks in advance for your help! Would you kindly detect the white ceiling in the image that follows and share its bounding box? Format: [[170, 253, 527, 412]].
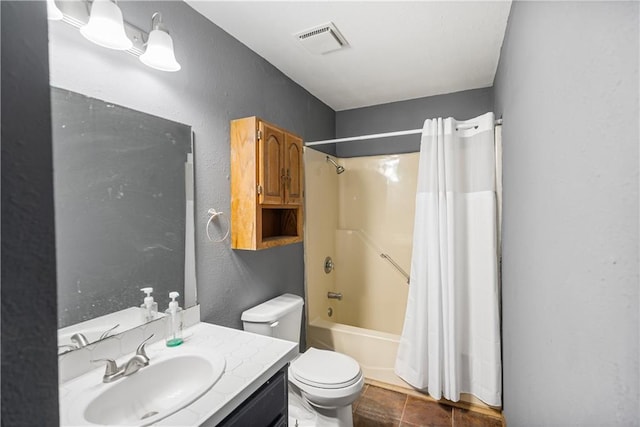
[[186, 1, 512, 111]]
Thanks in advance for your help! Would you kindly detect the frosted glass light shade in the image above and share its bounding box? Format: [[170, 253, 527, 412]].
[[80, 0, 132, 51], [139, 29, 181, 72], [47, 0, 63, 21]]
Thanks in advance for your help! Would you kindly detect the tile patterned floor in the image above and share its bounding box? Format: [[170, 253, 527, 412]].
[[352, 384, 504, 427]]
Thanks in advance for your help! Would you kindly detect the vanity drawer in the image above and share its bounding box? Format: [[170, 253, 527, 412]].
[[217, 366, 288, 427]]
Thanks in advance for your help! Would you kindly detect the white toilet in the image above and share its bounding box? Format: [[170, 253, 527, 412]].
[[242, 293, 364, 427]]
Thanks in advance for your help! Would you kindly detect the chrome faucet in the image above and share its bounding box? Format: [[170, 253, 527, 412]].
[[70, 333, 90, 348], [91, 334, 154, 383], [67, 323, 120, 350]]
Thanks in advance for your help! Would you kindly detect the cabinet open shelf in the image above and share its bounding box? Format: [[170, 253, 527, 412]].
[[261, 208, 299, 239]]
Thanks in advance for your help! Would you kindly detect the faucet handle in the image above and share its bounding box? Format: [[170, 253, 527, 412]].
[[99, 323, 120, 340], [90, 358, 119, 376], [136, 334, 155, 359]]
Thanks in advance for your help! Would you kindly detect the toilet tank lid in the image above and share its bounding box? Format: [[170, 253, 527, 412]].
[[241, 293, 304, 323]]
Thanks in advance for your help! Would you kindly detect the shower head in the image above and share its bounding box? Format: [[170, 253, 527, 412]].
[[326, 156, 345, 174]]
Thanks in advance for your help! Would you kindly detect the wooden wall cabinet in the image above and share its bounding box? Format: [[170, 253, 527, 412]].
[[230, 116, 304, 250]]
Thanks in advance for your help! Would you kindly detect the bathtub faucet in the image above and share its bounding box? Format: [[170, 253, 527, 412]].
[[327, 292, 343, 301]]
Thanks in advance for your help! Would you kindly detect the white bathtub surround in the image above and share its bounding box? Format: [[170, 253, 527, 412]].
[[395, 112, 502, 407], [304, 148, 418, 335], [304, 149, 417, 394], [59, 320, 298, 426]]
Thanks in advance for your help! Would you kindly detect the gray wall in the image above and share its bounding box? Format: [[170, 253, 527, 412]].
[[494, 2, 639, 425], [335, 87, 493, 157], [48, 1, 334, 337], [1, 2, 59, 425]]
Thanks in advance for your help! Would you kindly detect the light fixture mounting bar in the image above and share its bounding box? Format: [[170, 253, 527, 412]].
[[56, 1, 147, 56]]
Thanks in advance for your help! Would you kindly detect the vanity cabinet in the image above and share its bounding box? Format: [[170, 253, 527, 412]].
[[217, 366, 288, 427], [230, 117, 304, 250]]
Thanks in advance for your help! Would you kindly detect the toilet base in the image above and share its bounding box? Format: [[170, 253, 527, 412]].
[[288, 387, 355, 427]]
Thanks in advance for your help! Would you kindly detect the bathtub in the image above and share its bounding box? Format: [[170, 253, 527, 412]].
[[307, 317, 492, 409]]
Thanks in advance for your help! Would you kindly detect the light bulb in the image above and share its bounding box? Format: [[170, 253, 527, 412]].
[[80, 0, 132, 51], [139, 14, 181, 72]]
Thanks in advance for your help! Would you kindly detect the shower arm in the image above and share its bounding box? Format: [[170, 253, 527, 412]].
[[326, 156, 345, 174], [380, 253, 410, 285]]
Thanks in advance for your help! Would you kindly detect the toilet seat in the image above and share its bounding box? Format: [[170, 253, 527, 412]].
[[290, 348, 362, 389]]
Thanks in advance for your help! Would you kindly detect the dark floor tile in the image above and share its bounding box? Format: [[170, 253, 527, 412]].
[[353, 384, 370, 413], [401, 396, 452, 427], [356, 385, 407, 421], [452, 408, 502, 427], [355, 412, 402, 427]]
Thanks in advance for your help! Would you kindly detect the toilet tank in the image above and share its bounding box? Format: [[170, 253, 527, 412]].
[[241, 294, 304, 343]]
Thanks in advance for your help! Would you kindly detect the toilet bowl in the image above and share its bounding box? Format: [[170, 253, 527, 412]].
[[241, 294, 364, 427], [290, 348, 364, 409]]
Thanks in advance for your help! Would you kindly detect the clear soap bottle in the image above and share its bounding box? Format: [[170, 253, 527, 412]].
[[140, 287, 158, 322], [165, 291, 183, 347]]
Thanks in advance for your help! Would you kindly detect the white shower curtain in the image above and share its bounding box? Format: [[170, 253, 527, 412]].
[[395, 112, 502, 406]]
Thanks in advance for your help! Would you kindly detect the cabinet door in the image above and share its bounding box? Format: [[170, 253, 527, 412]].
[[284, 133, 303, 205], [217, 368, 288, 427], [258, 122, 285, 205]]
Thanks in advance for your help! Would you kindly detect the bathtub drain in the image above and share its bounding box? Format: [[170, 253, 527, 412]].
[[327, 307, 333, 317]]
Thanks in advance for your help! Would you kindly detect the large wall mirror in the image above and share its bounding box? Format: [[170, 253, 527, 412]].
[[52, 87, 196, 354]]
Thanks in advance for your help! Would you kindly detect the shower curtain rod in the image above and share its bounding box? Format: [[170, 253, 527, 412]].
[[306, 118, 503, 146]]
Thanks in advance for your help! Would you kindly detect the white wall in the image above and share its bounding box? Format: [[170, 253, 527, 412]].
[[494, 2, 639, 425]]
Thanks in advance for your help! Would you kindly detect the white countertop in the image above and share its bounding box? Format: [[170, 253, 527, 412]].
[[59, 322, 298, 426]]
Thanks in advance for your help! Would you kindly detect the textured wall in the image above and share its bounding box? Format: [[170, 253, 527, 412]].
[[494, 2, 639, 425], [335, 87, 493, 157], [48, 1, 335, 336], [1, 2, 59, 425]]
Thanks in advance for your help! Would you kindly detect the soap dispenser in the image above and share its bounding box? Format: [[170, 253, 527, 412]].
[[140, 287, 158, 322], [165, 291, 183, 347]]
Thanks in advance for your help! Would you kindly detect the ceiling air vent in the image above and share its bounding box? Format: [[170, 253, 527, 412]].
[[295, 22, 349, 55]]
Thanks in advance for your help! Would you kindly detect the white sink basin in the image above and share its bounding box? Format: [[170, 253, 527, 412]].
[[61, 346, 225, 426]]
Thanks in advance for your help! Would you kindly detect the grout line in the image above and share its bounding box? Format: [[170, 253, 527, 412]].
[[399, 395, 409, 423]]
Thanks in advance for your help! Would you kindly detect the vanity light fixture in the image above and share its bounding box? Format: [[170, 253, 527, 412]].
[[47, 0, 63, 21], [139, 13, 181, 72], [80, 0, 133, 51], [52, 2, 181, 72]]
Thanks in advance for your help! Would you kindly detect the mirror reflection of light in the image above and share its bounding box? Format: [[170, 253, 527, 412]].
[[378, 157, 400, 183]]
